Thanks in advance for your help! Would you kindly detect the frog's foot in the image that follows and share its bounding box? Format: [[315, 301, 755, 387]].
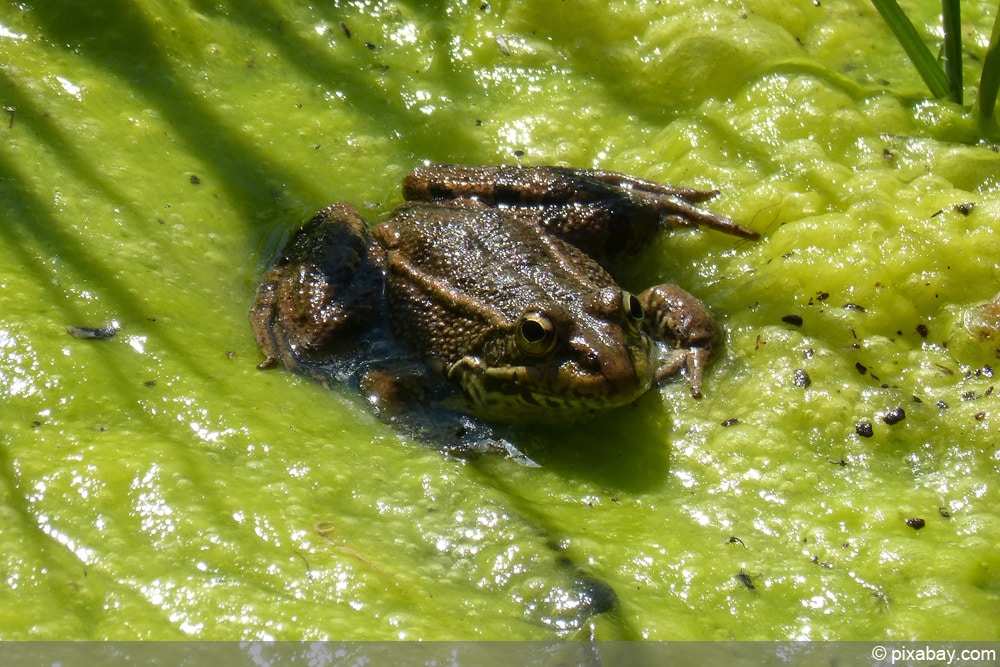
[[359, 363, 438, 418], [250, 203, 384, 372], [250, 278, 286, 371], [640, 284, 720, 398]]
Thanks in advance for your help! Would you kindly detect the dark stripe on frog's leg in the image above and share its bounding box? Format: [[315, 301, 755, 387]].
[[250, 202, 384, 373], [639, 284, 720, 398]]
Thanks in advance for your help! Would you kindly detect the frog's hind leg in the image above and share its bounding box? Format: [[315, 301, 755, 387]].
[[402, 164, 758, 244], [251, 202, 384, 375]]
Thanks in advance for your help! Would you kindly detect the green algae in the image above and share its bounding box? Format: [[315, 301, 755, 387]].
[[0, 0, 998, 640]]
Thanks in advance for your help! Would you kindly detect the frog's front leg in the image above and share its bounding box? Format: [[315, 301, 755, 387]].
[[251, 203, 384, 374], [639, 284, 721, 398]]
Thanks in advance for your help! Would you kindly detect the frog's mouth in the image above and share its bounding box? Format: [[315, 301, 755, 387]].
[[446, 353, 654, 423]]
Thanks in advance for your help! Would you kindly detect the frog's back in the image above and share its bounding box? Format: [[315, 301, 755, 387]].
[[381, 201, 614, 364]]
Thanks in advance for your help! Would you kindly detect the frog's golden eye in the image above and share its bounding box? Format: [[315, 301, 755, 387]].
[[623, 291, 644, 330], [516, 310, 558, 356]]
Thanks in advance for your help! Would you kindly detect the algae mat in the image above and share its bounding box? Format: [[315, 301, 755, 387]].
[[1, 0, 999, 640]]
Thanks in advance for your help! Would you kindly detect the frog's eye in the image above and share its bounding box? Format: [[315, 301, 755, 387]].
[[516, 310, 558, 357], [622, 291, 645, 330]]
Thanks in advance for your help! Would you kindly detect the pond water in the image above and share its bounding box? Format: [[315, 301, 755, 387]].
[[1, 0, 998, 640]]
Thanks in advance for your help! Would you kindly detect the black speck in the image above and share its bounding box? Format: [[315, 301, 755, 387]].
[[855, 421, 874, 438], [938, 507, 952, 518], [855, 362, 868, 375], [936, 400, 949, 410], [974, 412, 987, 421], [513, 149, 525, 157], [793, 368, 811, 388], [189, 175, 201, 185], [727, 536, 746, 547], [843, 303, 866, 312], [782, 314, 804, 327], [882, 407, 906, 425], [339, 21, 351, 38], [905, 517, 926, 530], [735, 570, 756, 591], [962, 391, 977, 401], [811, 555, 834, 568], [66, 324, 119, 340], [143, 380, 157, 388], [916, 323, 929, 338], [721, 418, 739, 427], [365, 41, 376, 50], [815, 291, 830, 302], [954, 202, 975, 216]]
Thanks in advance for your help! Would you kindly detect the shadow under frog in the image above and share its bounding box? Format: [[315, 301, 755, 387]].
[[252, 164, 757, 465]]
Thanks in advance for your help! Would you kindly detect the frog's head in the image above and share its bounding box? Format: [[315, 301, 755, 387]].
[[446, 287, 656, 423]]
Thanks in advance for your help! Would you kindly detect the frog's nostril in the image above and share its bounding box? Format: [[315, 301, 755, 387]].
[[570, 340, 640, 388], [570, 342, 602, 373]]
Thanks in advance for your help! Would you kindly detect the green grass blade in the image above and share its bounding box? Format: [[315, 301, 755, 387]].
[[978, 1, 1000, 120], [941, 0, 963, 103], [871, 0, 953, 100]]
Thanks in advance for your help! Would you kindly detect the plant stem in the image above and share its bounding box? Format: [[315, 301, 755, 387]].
[[941, 0, 963, 104], [978, 1, 1000, 120], [870, 0, 954, 100]]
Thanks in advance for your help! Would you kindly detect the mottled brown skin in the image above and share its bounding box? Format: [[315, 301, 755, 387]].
[[251, 165, 757, 428]]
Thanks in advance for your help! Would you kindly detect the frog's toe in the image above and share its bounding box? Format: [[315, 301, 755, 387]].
[[684, 346, 712, 399], [654, 347, 709, 398], [657, 197, 759, 240]]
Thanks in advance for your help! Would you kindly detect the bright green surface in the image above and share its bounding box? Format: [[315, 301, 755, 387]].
[[2, 0, 999, 640]]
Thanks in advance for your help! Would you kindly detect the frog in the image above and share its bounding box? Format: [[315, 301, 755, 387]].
[[251, 164, 757, 449]]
